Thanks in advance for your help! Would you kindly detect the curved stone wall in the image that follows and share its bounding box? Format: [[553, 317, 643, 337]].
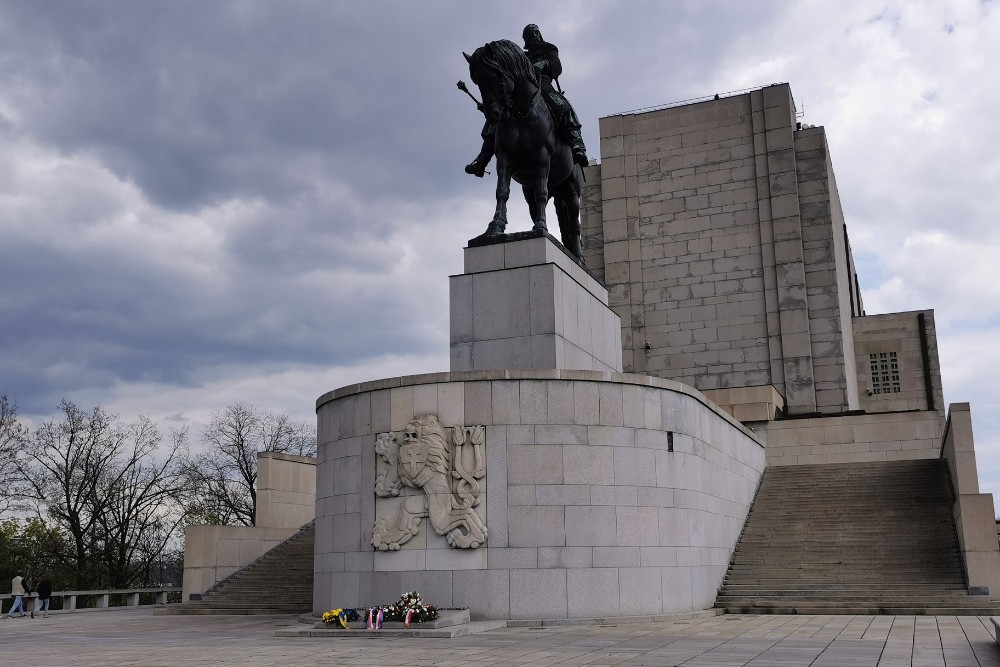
[[314, 370, 765, 620]]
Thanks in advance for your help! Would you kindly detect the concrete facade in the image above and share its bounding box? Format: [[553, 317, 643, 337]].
[[941, 404, 1000, 599], [255, 451, 317, 529], [583, 84, 865, 416], [757, 410, 944, 467], [579, 83, 964, 471], [853, 310, 944, 414], [313, 370, 764, 620]]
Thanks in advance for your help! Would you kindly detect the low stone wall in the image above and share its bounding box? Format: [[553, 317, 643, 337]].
[[940, 403, 1000, 599], [314, 370, 765, 620], [758, 410, 944, 466]]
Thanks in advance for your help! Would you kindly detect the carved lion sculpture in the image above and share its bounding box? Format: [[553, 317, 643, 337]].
[[372, 414, 488, 550]]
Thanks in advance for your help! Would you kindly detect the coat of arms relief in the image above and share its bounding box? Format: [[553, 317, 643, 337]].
[[372, 413, 488, 550]]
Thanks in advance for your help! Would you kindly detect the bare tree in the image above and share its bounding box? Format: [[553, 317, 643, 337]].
[[0, 395, 28, 515], [182, 402, 316, 526], [16, 400, 189, 589], [94, 420, 189, 588]]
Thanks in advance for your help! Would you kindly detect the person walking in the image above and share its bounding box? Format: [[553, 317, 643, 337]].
[[33, 578, 52, 618], [5, 574, 28, 618]]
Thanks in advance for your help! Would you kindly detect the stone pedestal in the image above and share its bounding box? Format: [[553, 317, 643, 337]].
[[449, 232, 622, 373]]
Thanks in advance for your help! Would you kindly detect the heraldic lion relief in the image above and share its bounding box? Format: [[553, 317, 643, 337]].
[[372, 414, 488, 550]]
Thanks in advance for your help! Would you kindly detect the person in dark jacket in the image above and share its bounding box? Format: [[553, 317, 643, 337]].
[[34, 579, 52, 618]]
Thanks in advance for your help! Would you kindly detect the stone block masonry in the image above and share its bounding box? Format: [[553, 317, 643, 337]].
[[853, 310, 944, 414], [586, 84, 865, 416], [451, 233, 622, 374], [314, 370, 765, 620]]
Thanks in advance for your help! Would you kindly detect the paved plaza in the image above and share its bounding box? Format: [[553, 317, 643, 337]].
[[1, 609, 999, 666]]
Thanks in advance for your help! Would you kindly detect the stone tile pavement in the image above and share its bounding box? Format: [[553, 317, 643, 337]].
[[1, 609, 998, 666]]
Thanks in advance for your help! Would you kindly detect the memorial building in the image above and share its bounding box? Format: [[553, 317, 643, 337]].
[[309, 83, 1000, 619], [183, 83, 1000, 621]]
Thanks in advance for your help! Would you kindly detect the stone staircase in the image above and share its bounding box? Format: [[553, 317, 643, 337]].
[[164, 521, 314, 615], [717, 459, 1000, 615]]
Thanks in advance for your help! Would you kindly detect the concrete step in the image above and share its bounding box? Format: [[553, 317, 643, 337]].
[[718, 595, 995, 606], [724, 587, 969, 593], [172, 522, 315, 615], [721, 583, 969, 592], [717, 604, 1000, 616], [161, 605, 306, 615], [718, 460, 969, 615]]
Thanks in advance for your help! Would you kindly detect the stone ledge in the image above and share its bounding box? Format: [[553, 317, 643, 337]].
[[312, 608, 469, 630], [315, 370, 762, 447], [278, 609, 722, 638], [507, 608, 723, 627], [465, 229, 600, 283], [279, 618, 506, 639], [257, 451, 316, 465]]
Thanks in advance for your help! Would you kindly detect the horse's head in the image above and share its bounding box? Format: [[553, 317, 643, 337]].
[[465, 40, 537, 124], [466, 44, 510, 123]]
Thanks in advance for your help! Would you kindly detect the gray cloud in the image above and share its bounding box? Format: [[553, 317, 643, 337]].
[[2, 0, 1000, 499]]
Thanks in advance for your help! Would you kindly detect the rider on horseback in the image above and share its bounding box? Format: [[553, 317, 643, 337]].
[[465, 24, 590, 178]]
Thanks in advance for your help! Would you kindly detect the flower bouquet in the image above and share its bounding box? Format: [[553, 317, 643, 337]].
[[382, 591, 439, 627], [321, 607, 359, 629], [322, 591, 439, 630]]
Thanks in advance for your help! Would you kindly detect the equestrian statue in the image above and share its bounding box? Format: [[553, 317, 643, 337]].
[[460, 25, 589, 262]]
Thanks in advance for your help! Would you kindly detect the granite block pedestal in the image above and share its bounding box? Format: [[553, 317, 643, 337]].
[[450, 232, 622, 373]]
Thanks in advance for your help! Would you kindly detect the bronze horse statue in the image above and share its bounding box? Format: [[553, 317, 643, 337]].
[[465, 40, 585, 262]]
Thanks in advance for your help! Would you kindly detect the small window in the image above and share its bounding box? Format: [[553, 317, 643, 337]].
[[869, 352, 901, 394]]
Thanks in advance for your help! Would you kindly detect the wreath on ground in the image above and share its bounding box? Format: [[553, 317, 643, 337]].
[[322, 591, 439, 628]]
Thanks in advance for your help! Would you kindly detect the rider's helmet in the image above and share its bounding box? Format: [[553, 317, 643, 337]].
[[522, 24, 543, 48]]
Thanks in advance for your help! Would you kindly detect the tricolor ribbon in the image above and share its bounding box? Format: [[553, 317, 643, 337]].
[[367, 607, 383, 629], [404, 608, 415, 627]]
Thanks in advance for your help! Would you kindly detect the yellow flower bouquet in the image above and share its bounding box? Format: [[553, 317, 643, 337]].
[[321, 608, 351, 629]]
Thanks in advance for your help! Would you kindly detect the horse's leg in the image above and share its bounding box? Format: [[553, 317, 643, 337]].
[[555, 171, 585, 263], [532, 159, 550, 232], [522, 184, 540, 224], [486, 153, 511, 236]]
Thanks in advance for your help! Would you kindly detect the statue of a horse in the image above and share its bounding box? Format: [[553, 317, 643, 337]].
[[465, 40, 585, 262]]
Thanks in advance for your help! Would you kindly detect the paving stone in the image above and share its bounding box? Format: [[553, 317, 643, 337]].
[[2, 608, 998, 666]]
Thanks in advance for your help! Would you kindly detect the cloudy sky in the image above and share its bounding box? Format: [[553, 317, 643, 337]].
[[2, 2, 1000, 496]]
